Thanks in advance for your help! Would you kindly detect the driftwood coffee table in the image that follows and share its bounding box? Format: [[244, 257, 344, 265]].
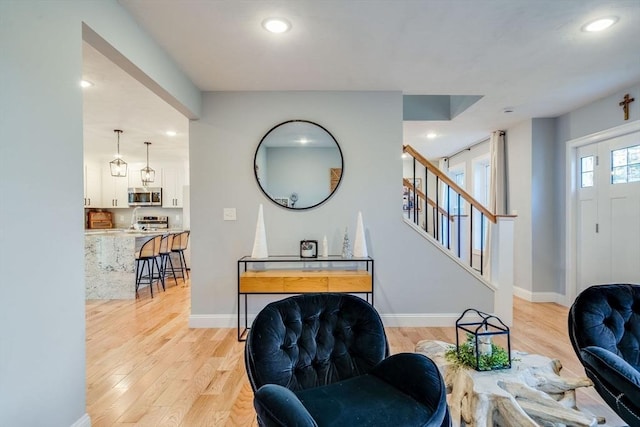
[[415, 340, 603, 427]]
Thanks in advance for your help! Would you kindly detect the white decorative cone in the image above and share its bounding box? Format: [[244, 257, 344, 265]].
[[353, 211, 368, 257], [251, 204, 269, 258]]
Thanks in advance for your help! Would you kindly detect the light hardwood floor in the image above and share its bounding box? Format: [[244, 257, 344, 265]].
[[86, 280, 625, 426]]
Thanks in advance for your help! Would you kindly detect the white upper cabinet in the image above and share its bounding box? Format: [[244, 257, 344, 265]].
[[162, 163, 187, 208], [83, 162, 101, 208], [101, 166, 129, 208]]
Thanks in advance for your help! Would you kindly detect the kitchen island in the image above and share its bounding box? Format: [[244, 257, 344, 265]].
[[84, 230, 179, 299]]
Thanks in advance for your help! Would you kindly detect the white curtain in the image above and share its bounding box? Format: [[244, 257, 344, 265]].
[[489, 131, 507, 215], [483, 131, 506, 277]]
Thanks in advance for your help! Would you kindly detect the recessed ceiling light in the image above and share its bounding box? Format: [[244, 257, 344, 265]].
[[166, 130, 177, 137], [426, 132, 437, 139], [80, 80, 93, 88], [582, 17, 618, 32], [503, 107, 514, 113], [262, 18, 291, 34]]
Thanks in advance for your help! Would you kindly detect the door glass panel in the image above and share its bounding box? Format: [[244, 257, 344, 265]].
[[612, 166, 627, 184], [581, 155, 594, 188], [611, 144, 640, 184], [629, 145, 640, 163], [629, 164, 640, 183], [612, 149, 627, 167]]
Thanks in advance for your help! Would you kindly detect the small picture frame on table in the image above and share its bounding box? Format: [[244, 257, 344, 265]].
[[300, 240, 318, 258]]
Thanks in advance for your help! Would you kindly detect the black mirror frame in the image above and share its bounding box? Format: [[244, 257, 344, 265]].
[[253, 119, 344, 211]]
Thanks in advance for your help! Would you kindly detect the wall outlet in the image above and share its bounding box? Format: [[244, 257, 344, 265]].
[[119, 215, 124, 222], [224, 208, 237, 221], [175, 215, 180, 221]]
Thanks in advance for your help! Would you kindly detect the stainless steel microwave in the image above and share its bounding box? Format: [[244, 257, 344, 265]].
[[128, 187, 162, 206]]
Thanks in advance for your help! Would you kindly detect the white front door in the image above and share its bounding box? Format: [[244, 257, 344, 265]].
[[576, 132, 640, 294]]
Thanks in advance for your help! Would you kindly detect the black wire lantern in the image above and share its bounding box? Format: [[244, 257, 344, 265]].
[[455, 308, 511, 371]]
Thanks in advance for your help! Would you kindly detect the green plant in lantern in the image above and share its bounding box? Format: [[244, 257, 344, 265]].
[[445, 333, 512, 371]]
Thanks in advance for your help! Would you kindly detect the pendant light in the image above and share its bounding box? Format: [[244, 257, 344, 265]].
[[140, 141, 155, 185], [109, 129, 128, 177]]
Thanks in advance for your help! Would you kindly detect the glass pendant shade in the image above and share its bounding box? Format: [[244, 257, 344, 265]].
[[141, 141, 155, 185], [110, 129, 127, 177]]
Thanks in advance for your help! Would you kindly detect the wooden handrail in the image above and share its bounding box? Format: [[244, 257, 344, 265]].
[[403, 178, 453, 221], [403, 145, 497, 223]]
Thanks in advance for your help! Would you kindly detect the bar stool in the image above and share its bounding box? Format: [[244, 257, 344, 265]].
[[158, 233, 177, 288], [135, 235, 163, 298], [170, 230, 190, 284]]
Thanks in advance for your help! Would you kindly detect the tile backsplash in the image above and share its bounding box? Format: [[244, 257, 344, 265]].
[[85, 207, 184, 229]]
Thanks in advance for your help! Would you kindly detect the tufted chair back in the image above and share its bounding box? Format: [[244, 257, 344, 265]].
[[245, 293, 389, 392], [569, 283, 640, 369]]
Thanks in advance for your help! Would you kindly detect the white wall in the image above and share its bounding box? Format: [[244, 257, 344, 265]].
[[189, 91, 494, 326], [0, 1, 199, 425]]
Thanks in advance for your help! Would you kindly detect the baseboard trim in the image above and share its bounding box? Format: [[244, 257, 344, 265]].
[[513, 287, 565, 304], [190, 313, 465, 328], [189, 314, 236, 328], [70, 413, 91, 427]]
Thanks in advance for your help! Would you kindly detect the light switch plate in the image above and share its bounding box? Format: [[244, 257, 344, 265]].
[[223, 208, 237, 221]]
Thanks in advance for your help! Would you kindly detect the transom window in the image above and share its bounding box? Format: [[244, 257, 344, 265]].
[[581, 156, 594, 188], [611, 144, 640, 184]]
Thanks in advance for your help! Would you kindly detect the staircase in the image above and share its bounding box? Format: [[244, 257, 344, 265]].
[[403, 145, 515, 324]]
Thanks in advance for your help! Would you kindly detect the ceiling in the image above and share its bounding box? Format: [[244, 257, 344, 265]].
[[84, 0, 640, 163], [82, 43, 189, 163]]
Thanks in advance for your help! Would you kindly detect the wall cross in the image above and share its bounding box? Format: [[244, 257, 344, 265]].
[[619, 93, 635, 121]]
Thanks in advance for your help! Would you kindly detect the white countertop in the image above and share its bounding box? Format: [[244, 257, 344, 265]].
[[85, 229, 183, 237]]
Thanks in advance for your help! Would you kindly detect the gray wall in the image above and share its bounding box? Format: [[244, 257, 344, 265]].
[[506, 120, 533, 292], [505, 83, 640, 299], [554, 84, 640, 295], [189, 91, 493, 324], [265, 147, 341, 208], [0, 1, 199, 425], [531, 118, 559, 294]]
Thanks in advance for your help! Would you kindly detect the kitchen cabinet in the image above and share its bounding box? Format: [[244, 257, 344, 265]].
[[162, 165, 186, 207], [101, 167, 129, 208], [84, 163, 101, 207]]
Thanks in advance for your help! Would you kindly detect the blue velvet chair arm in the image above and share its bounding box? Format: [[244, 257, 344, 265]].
[[370, 352, 449, 426], [581, 346, 640, 405], [254, 384, 318, 427]]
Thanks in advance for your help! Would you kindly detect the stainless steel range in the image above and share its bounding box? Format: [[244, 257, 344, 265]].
[[135, 215, 169, 231]]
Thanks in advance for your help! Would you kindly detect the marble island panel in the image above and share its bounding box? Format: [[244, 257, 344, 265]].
[[85, 232, 161, 299]]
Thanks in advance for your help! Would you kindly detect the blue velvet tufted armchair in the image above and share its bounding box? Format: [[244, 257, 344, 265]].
[[568, 284, 640, 427], [244, 293, 450, 426]]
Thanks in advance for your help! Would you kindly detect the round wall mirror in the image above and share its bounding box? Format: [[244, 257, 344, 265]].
[[254, 120, 344, 210]]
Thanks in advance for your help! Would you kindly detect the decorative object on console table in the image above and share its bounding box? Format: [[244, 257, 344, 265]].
[[454, 308, 511, 371], [300, 240, 317, 258], [341, 227, 352, 259], [251, 204, 269, 258], [353, 211, 368, 257], [321, 235, 329, 257]]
